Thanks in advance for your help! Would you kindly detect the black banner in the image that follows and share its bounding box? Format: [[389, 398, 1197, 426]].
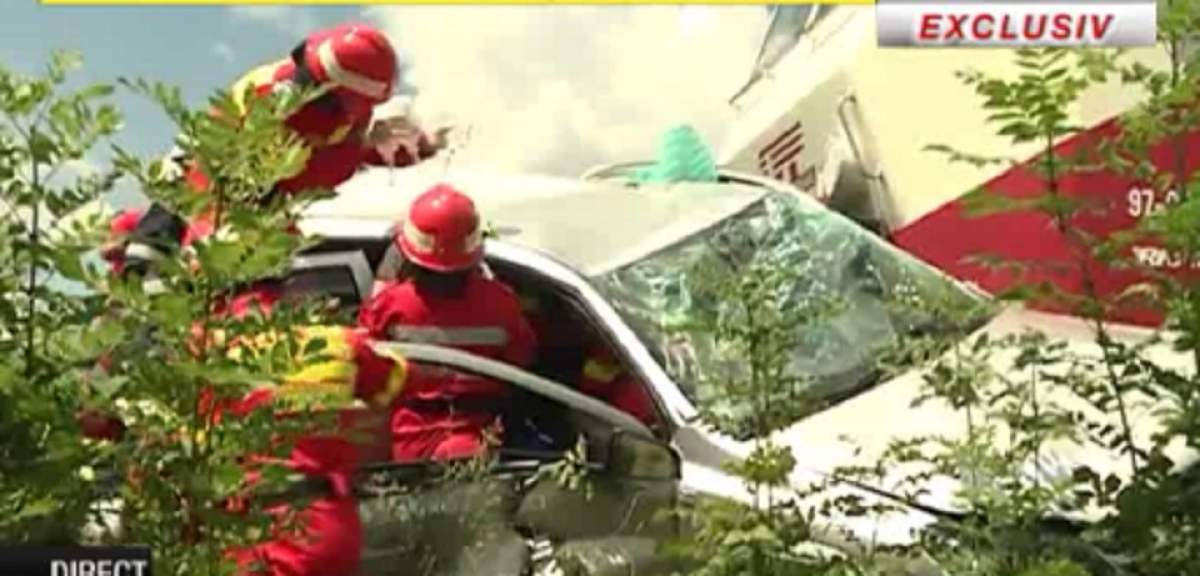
[[0, 546, 151, 576]]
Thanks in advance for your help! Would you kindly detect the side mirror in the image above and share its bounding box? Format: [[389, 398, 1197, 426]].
[[606, 430, 681, 481]]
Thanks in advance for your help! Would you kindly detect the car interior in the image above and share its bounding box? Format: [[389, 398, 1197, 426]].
[[289, 237, 683, 576]]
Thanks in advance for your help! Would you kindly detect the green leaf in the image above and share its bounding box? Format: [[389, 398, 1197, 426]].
[[46, 51, 83, 84], [212, 463, 246, 497], [49, 247, 86, 282], [90, 374, 128, 400]]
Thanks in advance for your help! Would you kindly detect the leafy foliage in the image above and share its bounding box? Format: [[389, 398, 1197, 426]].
[[0, 49, 122, 544], [0, 52, 347, 575]]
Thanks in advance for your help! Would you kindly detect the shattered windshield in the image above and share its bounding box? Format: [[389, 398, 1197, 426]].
[[593, 192, 991, 438]]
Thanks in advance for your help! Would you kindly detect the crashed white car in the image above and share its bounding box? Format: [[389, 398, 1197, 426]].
[[280, 164, 1188, 576]]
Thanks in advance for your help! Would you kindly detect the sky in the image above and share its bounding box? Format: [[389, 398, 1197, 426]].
[[0, 1, 768, 210]]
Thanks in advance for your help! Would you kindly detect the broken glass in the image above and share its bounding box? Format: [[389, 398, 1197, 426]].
[[594, 192, 991, 438]]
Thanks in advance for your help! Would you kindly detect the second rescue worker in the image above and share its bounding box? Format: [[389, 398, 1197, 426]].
[[119, 21, 448, 260], [359, 184, 538, 462]]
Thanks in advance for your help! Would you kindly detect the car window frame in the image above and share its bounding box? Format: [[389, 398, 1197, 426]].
[[288, 250, 375, 305], [483, 242, 692, 439]]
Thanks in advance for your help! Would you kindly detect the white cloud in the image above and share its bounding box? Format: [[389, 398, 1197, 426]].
[[227, 6, 318, 38], [366, 6, 765, 176], [211, 42, 236, 63]]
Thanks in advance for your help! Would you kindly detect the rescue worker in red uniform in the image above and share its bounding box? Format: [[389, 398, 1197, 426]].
[[358, 184, 538, 462], [82, 262, 408, 575], [98, 208, 145, 276], [119, 21, 448, 265], [214, 285, 408, 576], [578, 345, 659, 429], [517, 293, 658, 429]]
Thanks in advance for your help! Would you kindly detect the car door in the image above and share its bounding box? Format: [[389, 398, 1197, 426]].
[[355, 343, 683, 576]]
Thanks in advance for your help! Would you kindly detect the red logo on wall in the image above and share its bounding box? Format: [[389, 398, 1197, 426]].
[[758, 121, 817, 191]]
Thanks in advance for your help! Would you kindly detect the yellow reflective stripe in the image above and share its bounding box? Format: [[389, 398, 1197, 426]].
[[279, 326, 357, 396], [231, 61, 282, 116], [279, 374, 356, 402], [324, 124, 354, 146], [286, 358, 356, 386], [224, 329, 285, 361], [296, 325, 353, 360], [583, 358, 621, 384], [370, 359, 408, 408], [367, 346, 408, 407]]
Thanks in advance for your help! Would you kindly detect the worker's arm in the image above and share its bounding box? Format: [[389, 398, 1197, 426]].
[[363, 133, 438, 167], [279, 326, 408, 409], [212, 320, 408, 410], [230, 60, 288, 117], [362, 115, 447, 168]]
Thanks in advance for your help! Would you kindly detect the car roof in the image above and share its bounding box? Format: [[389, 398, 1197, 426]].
[[299, 166, 770, 277]]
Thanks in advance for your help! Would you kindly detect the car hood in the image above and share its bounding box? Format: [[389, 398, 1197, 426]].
[[771, 304, 1198, 522]]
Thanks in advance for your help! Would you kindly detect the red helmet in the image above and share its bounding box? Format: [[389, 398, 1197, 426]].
[[297, 22, 398, 105], [100, 209, 144, 271], [395, 184, 484, 273]]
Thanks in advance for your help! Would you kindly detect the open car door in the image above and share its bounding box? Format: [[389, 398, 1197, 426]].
[[357, 343, 683, 576]]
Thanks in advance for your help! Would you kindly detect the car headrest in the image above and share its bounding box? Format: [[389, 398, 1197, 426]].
[[289, 250, 374, 304]]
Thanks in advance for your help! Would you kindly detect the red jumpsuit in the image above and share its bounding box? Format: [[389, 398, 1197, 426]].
[[189, 57, 438, 197], [214, 286, 409, 576], [122, 55, 439, 251], [358, 271, 538, 462], [579, 346, 659, 428], [517, 292, 657, 428], [83, 284, 407, 576]]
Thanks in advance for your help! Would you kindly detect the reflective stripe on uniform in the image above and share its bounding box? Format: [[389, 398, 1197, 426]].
[[285, 358, 357, 389], [372, 359, 408, 407], [316, 40, 389, 101], [231, 61, 282, 115], [279, 374, 356, 402], [387, 325, 509, 347], [324, 123, 354, 146], [583, 358, 622, 384], [297, 326, 354, 358], [366, 344, 409, 407], [280, 326, 356, 391], [230, 59, 337, 119]]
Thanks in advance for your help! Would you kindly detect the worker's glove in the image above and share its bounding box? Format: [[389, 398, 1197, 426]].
[[367, 114, 453, 164]]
